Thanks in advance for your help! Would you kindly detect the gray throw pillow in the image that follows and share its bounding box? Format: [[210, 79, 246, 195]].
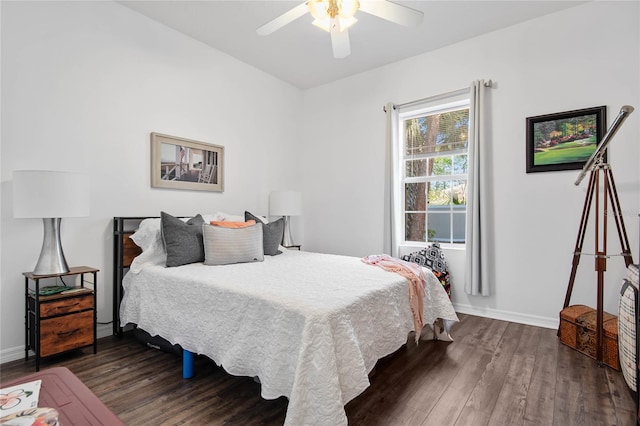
[[244, 211, 284, 256], [161, 212, 205, 267], [203, 223, 264, 265]]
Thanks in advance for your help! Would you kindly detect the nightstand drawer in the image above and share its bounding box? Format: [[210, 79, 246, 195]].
[[39, 294, 93, 317], [39, 310, 94, 357]]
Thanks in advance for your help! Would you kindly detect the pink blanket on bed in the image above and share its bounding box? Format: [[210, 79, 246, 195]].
[[362, 254, 425, 343]]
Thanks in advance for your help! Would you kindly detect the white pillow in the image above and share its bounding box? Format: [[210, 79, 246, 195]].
[[255, 215, 268, 224], [203, 223, 264, 265], [129, 218, 162, 251], [212, 211, 267, 224], [129, 218, 165, 273], [212, 211, 246, 222]]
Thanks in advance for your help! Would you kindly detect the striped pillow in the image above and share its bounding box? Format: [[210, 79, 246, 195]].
[[203, 223, 264, 265]]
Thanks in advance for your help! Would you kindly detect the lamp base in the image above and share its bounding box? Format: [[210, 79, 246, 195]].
[[282, 216, 295, 247], [33, 218, 70, 276]]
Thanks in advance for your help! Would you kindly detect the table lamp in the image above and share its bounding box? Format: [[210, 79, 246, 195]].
[[269, 191, 302, 247], [13, 170, 90, 275]]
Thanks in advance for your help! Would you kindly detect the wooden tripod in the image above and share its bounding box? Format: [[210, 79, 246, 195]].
[[563, 161, 634, 364]]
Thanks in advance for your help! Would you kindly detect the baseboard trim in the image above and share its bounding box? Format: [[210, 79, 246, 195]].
[[0, 345, 25, 365], [453, 303, 559, 330], [0, 324, 113, 364]]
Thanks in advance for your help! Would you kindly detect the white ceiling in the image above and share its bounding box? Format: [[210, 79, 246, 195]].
[[117, 1, 586, 89]]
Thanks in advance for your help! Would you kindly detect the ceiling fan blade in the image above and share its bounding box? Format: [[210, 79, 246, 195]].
[[330, 24, 351, 59], [256, 2, 309, 36], [358, 0, 423, 27]]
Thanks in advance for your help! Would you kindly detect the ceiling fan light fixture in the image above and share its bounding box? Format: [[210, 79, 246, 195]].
[[309, 0, 329, 20], [312, 16, 356, 33], [338, 0, 360, 19], [312, 18, 332, 32], [338, 16, 357, 30], [312, 17, 331, 32], [309, 0, 359, 22]]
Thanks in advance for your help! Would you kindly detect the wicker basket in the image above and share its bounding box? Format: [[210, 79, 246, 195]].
[[559, 304, 620, 370]]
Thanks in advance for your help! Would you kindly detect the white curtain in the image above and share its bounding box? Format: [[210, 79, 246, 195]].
[[383, 102, 400, 257], [464, 80, 490, 296]]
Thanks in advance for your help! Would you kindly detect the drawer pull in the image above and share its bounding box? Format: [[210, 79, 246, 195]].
[[58, 330, 77, 337]]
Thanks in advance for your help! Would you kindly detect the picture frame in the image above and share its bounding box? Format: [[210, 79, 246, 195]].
[[526, 106, 606, 173], [151, 132, 224, 192]]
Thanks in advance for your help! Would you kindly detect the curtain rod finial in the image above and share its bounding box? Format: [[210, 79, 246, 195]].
[[484, 80, 493, 87]]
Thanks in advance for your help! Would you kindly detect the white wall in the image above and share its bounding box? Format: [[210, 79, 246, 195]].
[[302, 1, 640, 328], [0, 1, 302, 360]]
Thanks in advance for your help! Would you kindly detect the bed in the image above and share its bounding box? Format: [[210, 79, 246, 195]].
[[113, 215, 459, 426]]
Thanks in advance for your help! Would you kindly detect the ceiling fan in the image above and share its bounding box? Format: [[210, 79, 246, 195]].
[[256, 0, 424, 59]]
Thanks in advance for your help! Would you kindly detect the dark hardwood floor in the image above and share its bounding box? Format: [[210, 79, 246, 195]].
[[1, 314, 636, 425]]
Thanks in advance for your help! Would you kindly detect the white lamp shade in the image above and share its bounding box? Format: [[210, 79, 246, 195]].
[[13, 170, 90, 218], [269, 191, 302, 216]]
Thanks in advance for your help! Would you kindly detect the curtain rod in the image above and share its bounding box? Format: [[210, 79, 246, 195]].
[[385, 79, 493, 112]]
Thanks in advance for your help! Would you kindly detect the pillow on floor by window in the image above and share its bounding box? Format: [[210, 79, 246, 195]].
[[402, 243, 451, 298], [203, 223, 264, 265], [161, 211, 205, 267], [245, 211, 284, 256]]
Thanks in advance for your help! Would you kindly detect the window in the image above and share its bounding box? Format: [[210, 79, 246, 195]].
[[398, 97, 470, 245]]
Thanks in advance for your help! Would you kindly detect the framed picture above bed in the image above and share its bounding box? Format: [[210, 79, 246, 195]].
[[526, 106, 606, 173], [151, 132, 224, 192]]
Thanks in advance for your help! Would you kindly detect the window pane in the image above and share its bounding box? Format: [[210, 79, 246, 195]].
[[405, 183, 426, 211], [427, 180, 451, 206], [452, 179, 467, 205], [404, 109, 469, 156], [452, 212, 466, 243], [405, 213, 426, 242], [440, 110, 469, 152], [405, 159, 428, 177], [453, 154, 468, 174], [427, 212, 451, 243], [430, 157, 452, 176], [404, 117, 428, 156]]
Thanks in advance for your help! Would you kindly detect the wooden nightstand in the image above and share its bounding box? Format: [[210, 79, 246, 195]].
[[23, 266, 99, 371]]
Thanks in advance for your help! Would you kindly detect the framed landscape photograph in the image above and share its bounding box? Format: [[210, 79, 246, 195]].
[[151, 133, 224, 192], [526, 106, 606, 173]]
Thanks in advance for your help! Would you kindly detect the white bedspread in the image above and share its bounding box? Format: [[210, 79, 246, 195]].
[[120, 249, 458, 426]]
